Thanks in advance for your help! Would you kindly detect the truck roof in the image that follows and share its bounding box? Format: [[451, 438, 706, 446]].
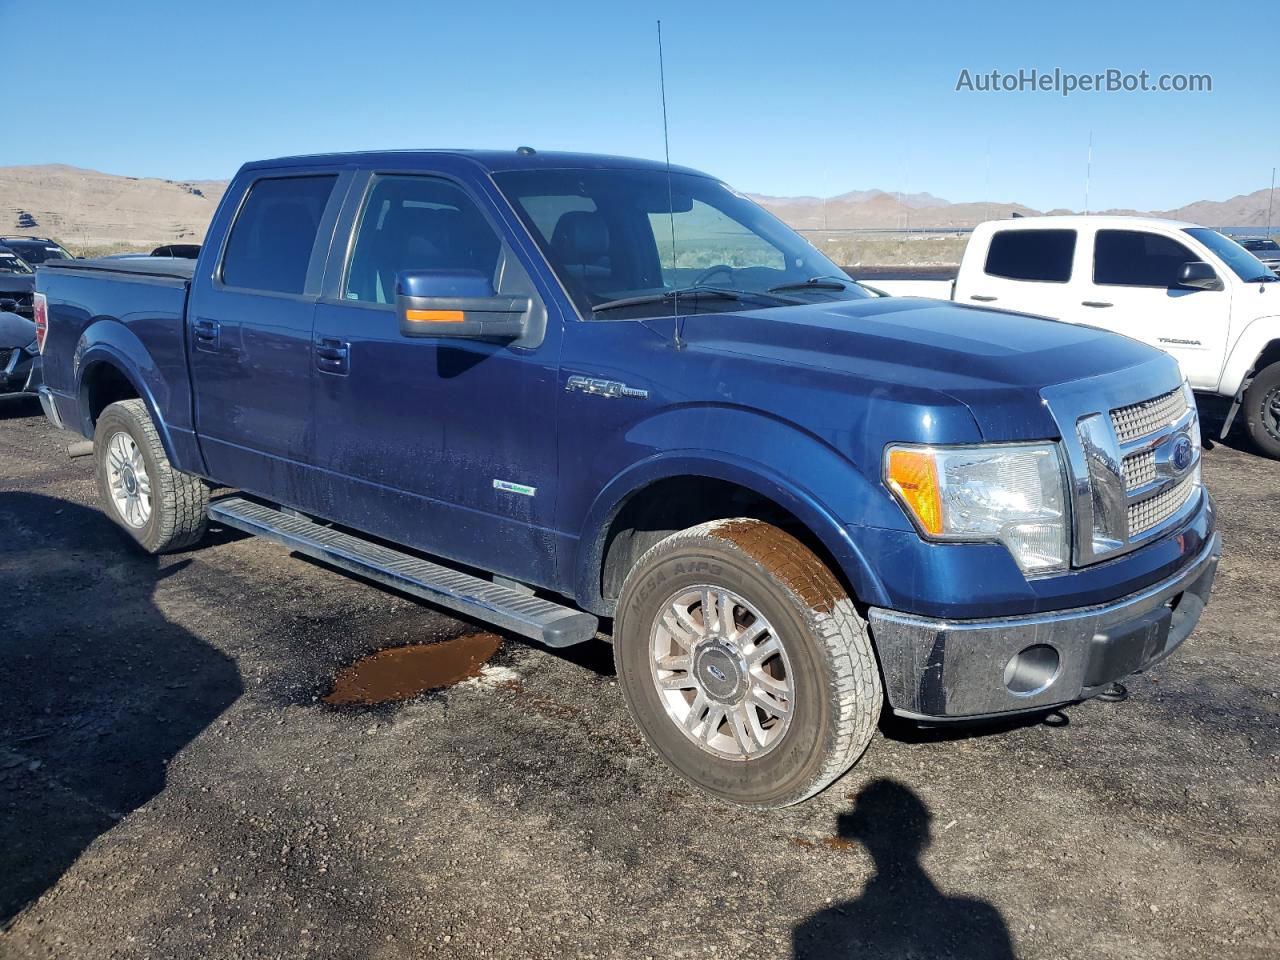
[[242, 148, 713, 179], [978, 214, 1201, 231]]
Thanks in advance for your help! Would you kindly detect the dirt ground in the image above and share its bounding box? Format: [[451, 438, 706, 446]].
[[0, 395, 1276, 960]]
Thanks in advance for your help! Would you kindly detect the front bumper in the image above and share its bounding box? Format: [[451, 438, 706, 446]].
[[869, 531, 1222, 720], [0, 348, 39, 397]]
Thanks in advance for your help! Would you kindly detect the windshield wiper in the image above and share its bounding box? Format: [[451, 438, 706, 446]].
[[591, 287, 741, 314], [591, 286, 800, 314], [766, 275, 857, 293], [1246, 274, 1278, 283]]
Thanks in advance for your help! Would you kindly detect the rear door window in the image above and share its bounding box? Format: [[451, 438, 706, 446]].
[[221, 175, 337, 294], [984, 229, 1076, 283], [344, 176, 502, 305]]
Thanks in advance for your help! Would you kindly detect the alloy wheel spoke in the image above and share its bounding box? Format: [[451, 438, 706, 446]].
[[658, 672, 698, 691], [683, 691, 709, 732], [655, 654, 692, 672], [745, 635, 780, 667], [701, 706, 727, 745]]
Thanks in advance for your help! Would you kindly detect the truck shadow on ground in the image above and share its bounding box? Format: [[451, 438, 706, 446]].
[[793, 779, 1016, 959], [0, 492, 242, 928]]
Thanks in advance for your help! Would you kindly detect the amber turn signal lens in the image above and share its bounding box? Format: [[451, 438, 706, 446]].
[[405, 309, 465, 323], [886, 448, 943, 536]]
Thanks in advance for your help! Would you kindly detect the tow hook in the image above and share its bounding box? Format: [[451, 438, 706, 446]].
[[1096, 682, 1129, 702]]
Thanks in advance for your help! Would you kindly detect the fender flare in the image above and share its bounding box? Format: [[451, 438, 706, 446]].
[[74, 327, 180, 465], [1219, 314, 1280, 397], [570, 450, 892, 616]]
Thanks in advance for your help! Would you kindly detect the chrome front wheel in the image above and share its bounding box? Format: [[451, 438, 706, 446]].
[[650, 585, 794, 761], [105, 431, 152, 528]]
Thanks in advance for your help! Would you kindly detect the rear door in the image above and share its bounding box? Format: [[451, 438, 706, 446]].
[[956, 227, 1080, 317], [308, 166, 565, 587], [187, 170, 349, 490], [1078, 227, 1230, 388]]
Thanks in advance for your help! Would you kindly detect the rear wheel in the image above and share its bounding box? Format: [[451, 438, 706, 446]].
[[1243, 362, 1280, 460], [94, 399, 209, 553], [614, 519, 882, 808]]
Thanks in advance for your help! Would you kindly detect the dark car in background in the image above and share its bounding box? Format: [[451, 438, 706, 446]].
[[1234, 236, 1280, 275], [0, 246, 35, 318], [0, 236, 75, 266], [0, 302, 40, 398]]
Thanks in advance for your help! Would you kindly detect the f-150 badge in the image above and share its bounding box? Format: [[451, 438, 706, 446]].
[[566, 375, 649, 400]]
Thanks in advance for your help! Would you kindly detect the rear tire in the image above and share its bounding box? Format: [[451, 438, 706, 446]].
[[1243, 362, 1280, 460], [614, 519, 882, 808], [94, 398, 209, 553]]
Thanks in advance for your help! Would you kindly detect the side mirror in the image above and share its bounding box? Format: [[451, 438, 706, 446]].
[[1177, 261, 1223, 291], [396, 270, 530, 340]]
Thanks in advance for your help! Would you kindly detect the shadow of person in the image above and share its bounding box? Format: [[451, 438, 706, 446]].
[[0, 492, 243, 928], [793, 779, 1016, 960]]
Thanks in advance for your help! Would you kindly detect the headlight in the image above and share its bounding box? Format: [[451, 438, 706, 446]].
[[885, 442, 1069, 575]]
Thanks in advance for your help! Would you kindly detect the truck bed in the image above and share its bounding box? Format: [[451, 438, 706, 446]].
[[42, 257, 197, 281]]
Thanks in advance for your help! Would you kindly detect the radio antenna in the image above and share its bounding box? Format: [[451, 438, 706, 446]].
[[657, 20, 684, 350]]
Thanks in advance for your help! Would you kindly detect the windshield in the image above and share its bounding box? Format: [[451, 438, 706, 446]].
[[0, 251, 33, 274], [1185, 228, 1276, 281], [5, 241, 71, 264], [493, 168, 871, 319]]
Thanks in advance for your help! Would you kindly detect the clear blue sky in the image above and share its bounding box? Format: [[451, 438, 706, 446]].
[[4, 0, 1273, 211]]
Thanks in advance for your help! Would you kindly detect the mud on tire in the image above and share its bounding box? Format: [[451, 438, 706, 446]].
[[94, 398, 209, 554], [614, 518, 883, 808]]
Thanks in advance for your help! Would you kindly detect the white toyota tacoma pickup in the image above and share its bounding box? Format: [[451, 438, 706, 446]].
[[871, 216, 1280, 457]]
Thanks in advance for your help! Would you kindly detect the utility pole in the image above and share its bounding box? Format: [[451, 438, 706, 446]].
[[1268, 167, 1276, 234]]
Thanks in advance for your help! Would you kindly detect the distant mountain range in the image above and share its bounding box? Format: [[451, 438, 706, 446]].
[[0, 164, 1274, 251], [749, 186, 1280, 231]]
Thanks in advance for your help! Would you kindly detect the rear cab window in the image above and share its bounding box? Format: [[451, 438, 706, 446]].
[[220, 175, 338, 294], [984, 229, 1076, 283]]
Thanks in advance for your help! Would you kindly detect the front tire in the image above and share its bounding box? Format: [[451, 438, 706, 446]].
[[614, 519, 882, 808], [1243, 362, 1280, 460], [94, 399, 209, 553]]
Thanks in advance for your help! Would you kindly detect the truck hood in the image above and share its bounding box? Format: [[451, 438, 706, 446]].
[[656, 296, 1172, 441]]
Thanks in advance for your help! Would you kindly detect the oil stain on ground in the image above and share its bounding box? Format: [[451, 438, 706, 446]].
[[323, 633, 503, 706]]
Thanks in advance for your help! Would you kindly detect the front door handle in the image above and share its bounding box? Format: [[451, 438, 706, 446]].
[[315, 336, 350, 374], [1082, 301, 1113, 308], [970, 294, 998, 302]]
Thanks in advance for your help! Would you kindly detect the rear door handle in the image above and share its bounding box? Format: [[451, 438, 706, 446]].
[[970, 295, 998, 302], [1082, 301, 1113, 308], [315, 336, 350, 374], [193, 318, 220, 350]]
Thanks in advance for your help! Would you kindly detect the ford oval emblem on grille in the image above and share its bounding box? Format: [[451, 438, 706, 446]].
[[1171, 435, 1194, 473]]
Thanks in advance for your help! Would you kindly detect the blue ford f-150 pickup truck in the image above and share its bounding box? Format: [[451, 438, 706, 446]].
[[34, 149, 1221, 807]]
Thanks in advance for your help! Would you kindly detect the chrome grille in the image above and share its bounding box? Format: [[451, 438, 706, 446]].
[[1044, 366, 1203, 567], [1122, 450, 1156, 491], [1129, 474, 1197, 536], [1110, 388, 1189, 444]]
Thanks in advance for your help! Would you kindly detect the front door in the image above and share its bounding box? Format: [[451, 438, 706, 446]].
[[308, 171, 564, 587], [1076, 228, 1231, 389]]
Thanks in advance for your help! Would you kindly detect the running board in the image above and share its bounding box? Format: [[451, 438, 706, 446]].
[[208, 496, 598, 648]]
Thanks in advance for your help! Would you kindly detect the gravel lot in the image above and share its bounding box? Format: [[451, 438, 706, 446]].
[[1, 395, 1277, 959]]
